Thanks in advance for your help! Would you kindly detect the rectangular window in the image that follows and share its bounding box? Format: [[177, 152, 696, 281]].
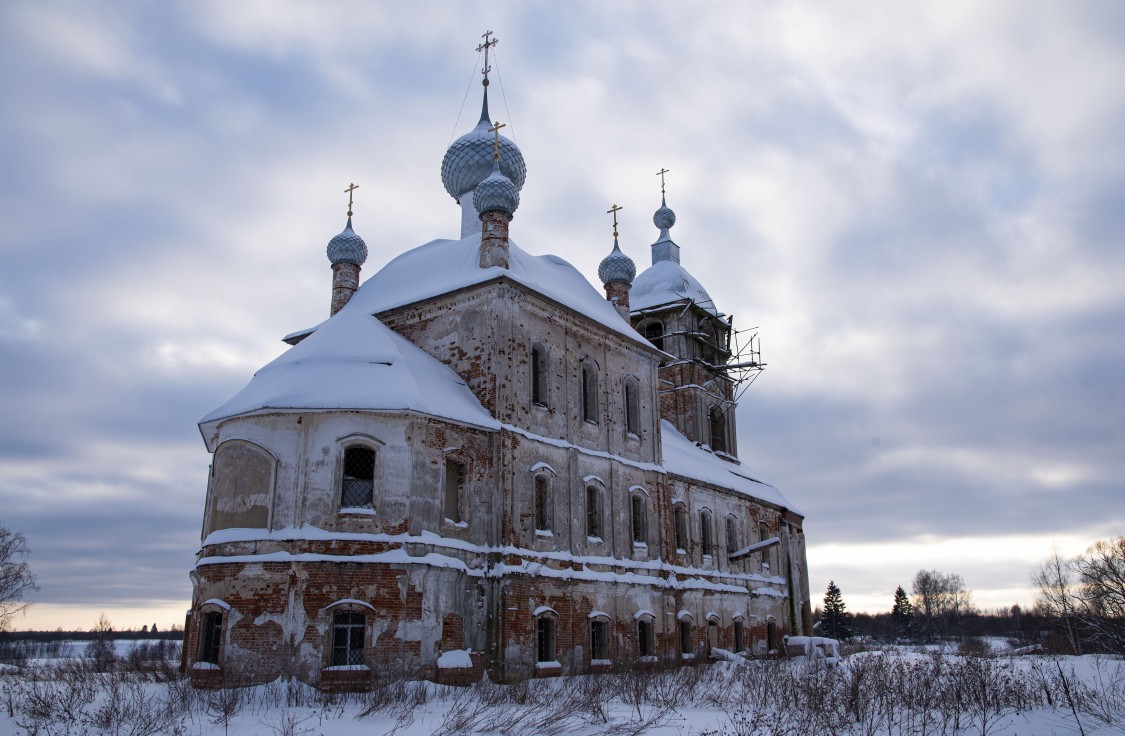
[[674, 507, 688, 551], [534, 476, 552, 532], [625, 379, 639, 435], [531, 344, 547, 407], [444, 458, 464, 523], [700, 511, 713, 556], [332, 611, 365, 666], [586, 487, 601, 539], [590, 620, 608, 660], [537, 618, 555, 662], [631, 495, 646, 544], [680, 620, 692, 655], [637, 620, 653, 658], [734, 620, 745, 652], [199, 611, 222, 665], [581, 362, 598, 423], [341, 447, 375, 507]]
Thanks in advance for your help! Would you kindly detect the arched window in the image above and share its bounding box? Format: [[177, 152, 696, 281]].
[[643, 321, 664, 351], [537, 615, 556, 663], [331, 610, 365, 666], [700, 510, 714, 557], [679, 618, 693, 655], [733, 619, 745, 652], [637, 616, 655, 658], [726, 516, 738, 553], [673, 504, 688, 552], [581, 360, 599, 424], [534, 475, 552, 532], [341, 446, 376, 508], [586, 486, 602, 539], [631, 493, 647, 545], [709, 406, 727, 454], [759, 521, 773, 571], [590, 617, 609, 661], [699, 320, 718, 365], [624, 377, 640, 436], [444, 456, 465, 523], [198, 610, 224, 665], [210, 440, 274, 529], [707, 619, 720, 653], [531, 342, 549, 407]]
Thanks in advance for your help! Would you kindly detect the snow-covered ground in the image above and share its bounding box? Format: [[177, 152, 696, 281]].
[[1, 646, 1122, 735]]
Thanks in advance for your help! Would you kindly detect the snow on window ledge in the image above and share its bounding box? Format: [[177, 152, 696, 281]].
[[444, 518, 469, 529], [535, 660, 561, 670], [586, 536, 604, 544], [535, 529, 554, 538], [681, 653, 695, 660], [322, 664, 370, 672], [675, 547, 686, 555], [339, 507, 376, 516], [639, 655, 658, 663], [192, 662, 220, 671], [591, 658, 612, 666], [632, 541, 648, 550]]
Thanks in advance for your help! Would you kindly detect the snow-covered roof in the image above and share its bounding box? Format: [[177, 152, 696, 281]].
[[200, 309, 500, 429], [338, 233, 651, 348], [659, 420, 798, 513], [630, 260, 719, 316]]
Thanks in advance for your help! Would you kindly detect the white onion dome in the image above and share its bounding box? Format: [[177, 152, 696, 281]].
[[441, 91, 527, 202], [598, 238, 636, 285], [473, 163, 520, 217], [327, 217, 368, 266], [653, 194, 676, 231]]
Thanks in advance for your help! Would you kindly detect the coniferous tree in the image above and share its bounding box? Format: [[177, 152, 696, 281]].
[[820, 580, 854, 640], [891, 585, 914, 641]]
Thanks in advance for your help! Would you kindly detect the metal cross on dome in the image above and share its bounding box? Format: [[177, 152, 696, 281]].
[[477, 31, 498, 85], [344, 182, 359, 217], [607, 203, 623, 238], [487, 121, 506, 162], [656, 167, 670, 194]]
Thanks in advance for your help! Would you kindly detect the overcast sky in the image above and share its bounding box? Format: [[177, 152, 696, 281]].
[[1, 1, 1122, 630]]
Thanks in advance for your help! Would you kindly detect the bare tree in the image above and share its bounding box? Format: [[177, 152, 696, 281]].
[[1032, 547, 1082, 654], [0, 523, 37, 631], [912, 569, 975, 642], [1074, 537, 1125, 654]]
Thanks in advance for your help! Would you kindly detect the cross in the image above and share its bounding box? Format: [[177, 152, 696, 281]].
[[607, 204, 623, 238], [477, 31, 498, 84], [656, 167, 670, 194], [487, 120, 506, 161], [344, 182, 359, 217]]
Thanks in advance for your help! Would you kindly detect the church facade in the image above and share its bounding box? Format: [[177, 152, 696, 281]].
[[183, 55, 811, 690]]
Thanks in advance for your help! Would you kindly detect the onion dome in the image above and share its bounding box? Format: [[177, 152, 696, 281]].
[[441, 90, 527, 202], [598, 238, 636, 285], [653, 194, 676, 232], [327, 217, 367, 266], [473, 162, 520, 217]]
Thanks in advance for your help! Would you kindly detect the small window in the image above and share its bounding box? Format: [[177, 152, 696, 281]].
[[759, 521, 772, 571], [534, 476, 552, 532], [531, 343, 548, 407], [537, 617, 556, 662], [674, 505, 688, 551], [707, 620, 720, 653], [199, 610, 223, 665], [700, 510, 714, 556], [444, 458, 465, 523], [586, 486, 602, 539], [734, 620, 745, 652], [631, 494, 647, 544], [332, 611, 365, 666], [699, 321, 718, 365], [644, 321, 664, 351], [679, 619, 692, 655], [581, 360, 598, 424], [709, 406, 727, 454], [637, 619, 654, 658], [726, 516, 738, 553], [624, 378, 640, 436], [590, 620, 608, 660], [341, 447, 375, 507]]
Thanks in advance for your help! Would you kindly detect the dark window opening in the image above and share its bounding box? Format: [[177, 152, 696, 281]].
[[537, 617, 555, 662], [631, 494, 647, 544], [674, 506, 688, 551], [531, 344, 548, 407], [726, 517, 738, 553], [700, 510, 714, 556], [679, 620, 692, 655], [332, 610, 365, 667], [444, 458, 465, 523], [591, 620, 608, 660], [734, 620, 745, 652], [199, 611, 222, 665], [709, 406, 727, 454], [699, 321, 718, 365], [586, 487, 601, 539], [638, 620, 653, 658], [624, 378, 640, 436], [341, 447, 375, 507], [644, 321, 664, 351], [708, 620, 719, 653], [534, 476, 552, 532]]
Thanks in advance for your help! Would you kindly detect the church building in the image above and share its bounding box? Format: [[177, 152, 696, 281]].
[[183, 40, 811, 689]]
